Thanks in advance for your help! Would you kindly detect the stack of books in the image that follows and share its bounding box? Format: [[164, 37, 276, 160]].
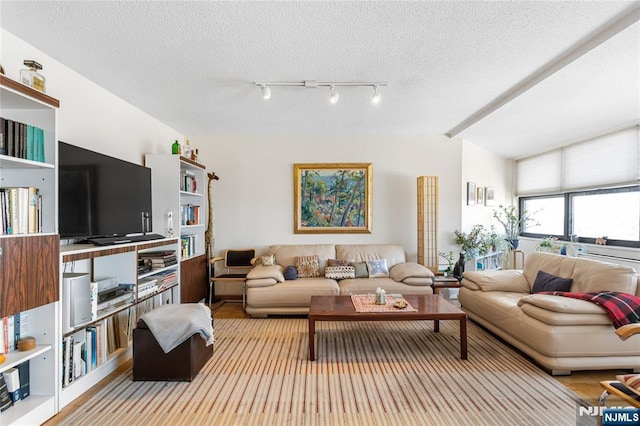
[[0, 187, 41, 235], [138, 250, 177, 270], [0, 117, 46, 162]]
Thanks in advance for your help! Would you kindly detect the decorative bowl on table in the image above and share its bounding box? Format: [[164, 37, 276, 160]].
[[393, 300, 408, 309]]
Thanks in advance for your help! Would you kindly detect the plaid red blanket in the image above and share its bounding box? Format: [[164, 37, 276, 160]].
[[540, 291, 640, 329]]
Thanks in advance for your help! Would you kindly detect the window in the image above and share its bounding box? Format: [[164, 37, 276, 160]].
[[516, 126, 639, 248], [521, 196, 565, 236], [520, 186, 639, 247]]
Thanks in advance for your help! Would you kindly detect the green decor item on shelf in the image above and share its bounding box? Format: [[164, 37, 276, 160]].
[[171, 140, 181, 155]]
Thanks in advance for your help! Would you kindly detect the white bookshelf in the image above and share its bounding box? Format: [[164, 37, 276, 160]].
[[0, 75, 60, 426], [58, 238, 180, 410], [145, 154, 207, 260]]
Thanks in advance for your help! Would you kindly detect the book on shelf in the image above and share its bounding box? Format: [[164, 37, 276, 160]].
[[181, 234, 196, 258], [0, 374, 12, 412], [16, 361, 29, 400], [6, 119, 14, 157], [0, 117, 6, 155], [4, 367, 22, 404]]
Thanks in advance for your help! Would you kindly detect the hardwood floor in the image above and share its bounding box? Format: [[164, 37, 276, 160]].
[[45, 301, 629, 424]]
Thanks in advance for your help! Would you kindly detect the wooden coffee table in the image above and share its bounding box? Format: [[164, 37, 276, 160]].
[[308, 294, 467, 361]]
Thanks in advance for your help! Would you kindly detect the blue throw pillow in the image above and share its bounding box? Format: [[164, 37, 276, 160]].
[[284, 265, 298, 280], [531, 270, 573, 293]]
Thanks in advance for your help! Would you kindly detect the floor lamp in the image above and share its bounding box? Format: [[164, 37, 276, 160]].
[[417, 176, 439, 273]]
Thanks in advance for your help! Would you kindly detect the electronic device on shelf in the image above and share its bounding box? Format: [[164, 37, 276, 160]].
[[88, 233, 165, 246], [58, 141, 154, 242]]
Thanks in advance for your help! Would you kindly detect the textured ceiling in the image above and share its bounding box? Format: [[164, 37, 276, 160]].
[[1, 1, 638, 158]]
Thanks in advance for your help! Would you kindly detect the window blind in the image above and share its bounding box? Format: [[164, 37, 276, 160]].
[[516, 126, 639, 196], [516, 150, 562, 196]]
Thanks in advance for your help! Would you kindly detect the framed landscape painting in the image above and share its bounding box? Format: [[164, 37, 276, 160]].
[[293, 163, 372, 234]]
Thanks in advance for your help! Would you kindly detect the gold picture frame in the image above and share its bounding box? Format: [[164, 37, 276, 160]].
[[293, 163, 372, 234]]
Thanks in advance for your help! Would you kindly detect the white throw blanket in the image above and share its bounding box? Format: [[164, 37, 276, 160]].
[[139, 303, 215, 353]]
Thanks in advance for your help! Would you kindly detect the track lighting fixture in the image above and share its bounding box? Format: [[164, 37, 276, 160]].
[[261, 84, 271, 100], [371, 85, 381, 104], [253, 80, 387, 104], [329, 85, 339, 104]]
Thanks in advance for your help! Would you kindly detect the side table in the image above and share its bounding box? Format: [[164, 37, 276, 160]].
[[432, 276, 462, 296]]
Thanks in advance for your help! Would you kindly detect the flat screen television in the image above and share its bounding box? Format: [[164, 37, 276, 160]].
[[58, 141, 153, 240]]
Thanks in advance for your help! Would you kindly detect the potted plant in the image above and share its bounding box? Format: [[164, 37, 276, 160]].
[[439, 251, 455, 275], [492, 204, 539, 249], [454, 224, 491, 259]]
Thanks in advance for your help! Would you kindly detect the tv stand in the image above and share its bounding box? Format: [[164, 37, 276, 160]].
[[88, 233, 164, 246]]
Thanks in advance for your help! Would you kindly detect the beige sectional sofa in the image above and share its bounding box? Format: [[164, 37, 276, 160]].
[[244, 244, 434, 317], [459, 252, 640, 375]]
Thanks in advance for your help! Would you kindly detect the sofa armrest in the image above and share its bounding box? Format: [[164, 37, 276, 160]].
[[462, 270, 530, 293], [389, 262, 434, 282], [246, 265, 285, 283], [517, 294, 606, 314]]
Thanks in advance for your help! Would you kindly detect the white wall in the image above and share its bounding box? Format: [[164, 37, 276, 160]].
[[195, 134, 468, 260], [461, 139, 514, 235], [1, 30, 183, 165]]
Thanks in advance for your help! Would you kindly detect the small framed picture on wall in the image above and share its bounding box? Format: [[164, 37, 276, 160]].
[[485, 187, 495, 206], [476, 187, 484, 205], [467, 182, 476, 206]]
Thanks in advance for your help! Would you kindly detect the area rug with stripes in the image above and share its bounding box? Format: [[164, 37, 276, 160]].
[[58, 318, 582, 425]]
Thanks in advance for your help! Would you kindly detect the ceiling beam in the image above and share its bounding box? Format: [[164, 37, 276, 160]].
[[445, 2, 640, 139]]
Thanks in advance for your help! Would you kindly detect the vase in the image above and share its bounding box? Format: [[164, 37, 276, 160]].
[[452, 252, 465, 279], [506, 238, 519, 250]]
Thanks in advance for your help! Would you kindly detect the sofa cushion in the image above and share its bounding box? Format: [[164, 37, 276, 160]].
[[247, 278, 340, 308], [463, 270, 530, 293], [283, 265, 298, 280], [366, 259, 389, 278], [571, 258, 637, 294], [296, 255, 320, 278], [532, 271, 573, 293], [389, 262, 434, 282], [246, 265, 285, 282], [325, 266, 356, 279], [336, 244, 406, 268], [350, 262, 368, 278]]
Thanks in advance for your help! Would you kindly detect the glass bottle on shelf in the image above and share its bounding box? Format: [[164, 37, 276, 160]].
[[183, 139, 192, 160], [171, 140, 181, 155], [20, 60, 46, 92]]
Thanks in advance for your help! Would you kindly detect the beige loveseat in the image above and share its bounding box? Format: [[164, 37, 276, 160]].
[[459, 252, 640, 375], [244, 244, 434, 317]]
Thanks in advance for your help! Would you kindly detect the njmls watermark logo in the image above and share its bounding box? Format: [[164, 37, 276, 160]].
[[578, 406, 640, 425]]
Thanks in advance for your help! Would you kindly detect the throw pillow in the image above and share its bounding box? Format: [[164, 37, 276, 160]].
[[325, 265, 356, 279], [261, 254, 277, 266], [531, 270, 573, 293], [617, 374, 640, 397], [283, 265, 298, 280], [350, 262, 369, 278], [295, 255, 320, 278], [328, 259, 350, 267], [366, 259, 389, 278]]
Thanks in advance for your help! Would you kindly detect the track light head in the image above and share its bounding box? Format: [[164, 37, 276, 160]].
[[261, 84, 271, 100], [371, 85, 381, 104], [329, 85, 339, 104]]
